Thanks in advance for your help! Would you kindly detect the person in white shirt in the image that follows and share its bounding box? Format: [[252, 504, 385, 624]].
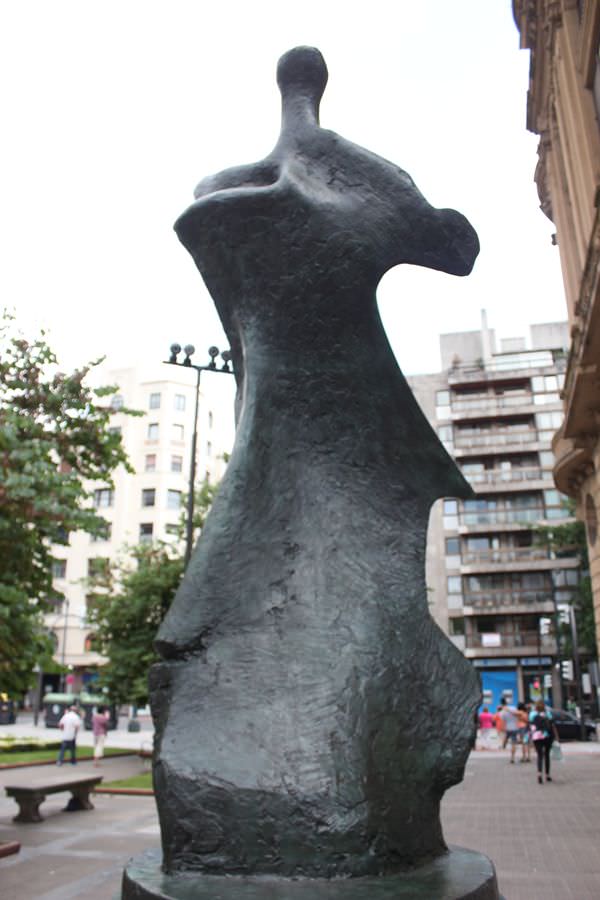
[[56, 705, 83, 766]]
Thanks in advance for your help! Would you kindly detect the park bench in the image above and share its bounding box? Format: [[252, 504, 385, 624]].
[[5, 775, 102, 823], [0, 840, 20, 858]]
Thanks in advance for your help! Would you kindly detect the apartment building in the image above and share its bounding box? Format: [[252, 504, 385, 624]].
[[47, 363, 235, 693], [410, 316, 579, 710]]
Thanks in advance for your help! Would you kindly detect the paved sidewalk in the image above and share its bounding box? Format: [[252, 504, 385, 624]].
[[443, 750, 600, 899], [0, 746, 599, 898], [0, 755, 157, 899]]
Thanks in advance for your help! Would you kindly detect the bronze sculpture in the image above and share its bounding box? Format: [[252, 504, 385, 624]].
[[123, 46, 500, 899]]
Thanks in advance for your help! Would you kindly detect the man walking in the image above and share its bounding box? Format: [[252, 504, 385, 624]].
[[500, 697, 520, 764], [56, 705, 82, 766]]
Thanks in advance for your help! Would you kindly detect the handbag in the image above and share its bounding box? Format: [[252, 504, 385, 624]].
[[551, 743, 563, 762]]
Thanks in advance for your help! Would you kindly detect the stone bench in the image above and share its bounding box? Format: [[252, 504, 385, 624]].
[[5, 775, 103, 823]]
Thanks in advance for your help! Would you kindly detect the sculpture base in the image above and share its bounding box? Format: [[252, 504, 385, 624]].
[[122, 847, 501, 899]]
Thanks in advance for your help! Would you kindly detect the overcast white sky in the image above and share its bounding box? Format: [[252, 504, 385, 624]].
[[0, 0, 566, 389]]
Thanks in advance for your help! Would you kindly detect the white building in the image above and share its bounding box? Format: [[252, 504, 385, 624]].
[[46, 362, 236, 692]]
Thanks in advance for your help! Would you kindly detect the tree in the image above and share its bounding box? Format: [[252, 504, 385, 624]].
[[0, 310, 139, 696], [536, 506, 597, 659], [87, 479, 218, 706]]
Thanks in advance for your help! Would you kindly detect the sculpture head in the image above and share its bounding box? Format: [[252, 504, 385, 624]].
[[175, 46, 479, 287]]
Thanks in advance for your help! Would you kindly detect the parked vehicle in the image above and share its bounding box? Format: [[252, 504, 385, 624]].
[[549, 708, 597, 741]]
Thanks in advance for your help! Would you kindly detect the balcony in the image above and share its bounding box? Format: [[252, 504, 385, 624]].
[[454, 430, 539, 451], [460, 547, 550, 566], [459, 547, 580, 576], [451, 393, 535, 420], [462, 589, 555, 613], [448, 354, 562, 386], [459, 508, 544, 527], [464, 631, 556, 656], [465, 467, 552, 494]]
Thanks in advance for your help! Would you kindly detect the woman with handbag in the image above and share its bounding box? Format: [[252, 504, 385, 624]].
[[529, 700, 560, 784]]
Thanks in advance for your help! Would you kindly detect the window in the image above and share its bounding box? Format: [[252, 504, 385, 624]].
[[436, 390, 450, 407], [552, 569, 579, 588], [139, 523, 153, 543], [52, 560, 67, 579], [167, 489, 182, 510], [466, 536, 492, 550], [449, 617, 465, 635], [88, 557, 109, 578], [445, 537, 460, 556], [171, 454, 183, 472], [142, 488, 156, 507], [145, 454, 157, 472], [443, 499, 458, 515], [147, 423, 159, 441], [207, 441, 212, 457], [438, 425, 453, 442], [536, 411, 563, 430], [172, 424, 184, 441], [447, 576, 462, 594], [94, 488, 113, 508], [111, 394, 124, 411], [91, 522, 112, 542], [208, 410, 213, 429], [174, 394, 186, 411], [149, 392, 161, 409], [165, 523, 179, 535], [109, 426, 122, 437]]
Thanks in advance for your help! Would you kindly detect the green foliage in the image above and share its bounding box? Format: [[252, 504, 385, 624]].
[[0, 310, 140, 696], [536, 503, 597, 658], [88, 480, 216, 707]]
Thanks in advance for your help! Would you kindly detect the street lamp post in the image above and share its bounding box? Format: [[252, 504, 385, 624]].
[[164, 343, 233, 567], [60, 597, 70, 693], [569, 604, 588, 741]]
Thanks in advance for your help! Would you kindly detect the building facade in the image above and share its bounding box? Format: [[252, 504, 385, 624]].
[[410, 316, 579, 710], [513, 1, 600, 659], [46, 364, 235, 693]]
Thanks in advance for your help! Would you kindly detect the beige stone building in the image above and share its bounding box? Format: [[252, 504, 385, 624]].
[[514, 0, 600, 658], [46, 363, 235, 694]]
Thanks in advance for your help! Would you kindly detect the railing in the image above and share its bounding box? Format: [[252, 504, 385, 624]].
[[465, 632, 556, 650], [451, 393, 533, 413], [459, 508, 544, 526], [454, 430, 538, 449], [461, 547, 550, 565], [463, 590, 555, 609], [464, 467, 549, 486]]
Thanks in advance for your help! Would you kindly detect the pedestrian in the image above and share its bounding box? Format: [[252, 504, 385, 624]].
[[500, 697, 520, 763], [477, 706, 494, 750], [516, 701, 531, 763], [92, 705, 110, 767], [530, 699, 559, 784], [56, 705, 83, 766], [494, 705, 505, 749]]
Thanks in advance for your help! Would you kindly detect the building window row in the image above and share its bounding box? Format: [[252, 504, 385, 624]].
[[149, 392, 187, 411], [141, 488, 182, 509], [140, 522, 180, 543], [144, 453, 183, 473], [147, 422, 185, 442]]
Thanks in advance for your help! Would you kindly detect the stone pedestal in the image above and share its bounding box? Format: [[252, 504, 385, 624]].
[[122, 847, 501, 900]]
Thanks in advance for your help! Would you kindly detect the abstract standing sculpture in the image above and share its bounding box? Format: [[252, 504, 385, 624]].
[[123, 47, 500, 899]]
